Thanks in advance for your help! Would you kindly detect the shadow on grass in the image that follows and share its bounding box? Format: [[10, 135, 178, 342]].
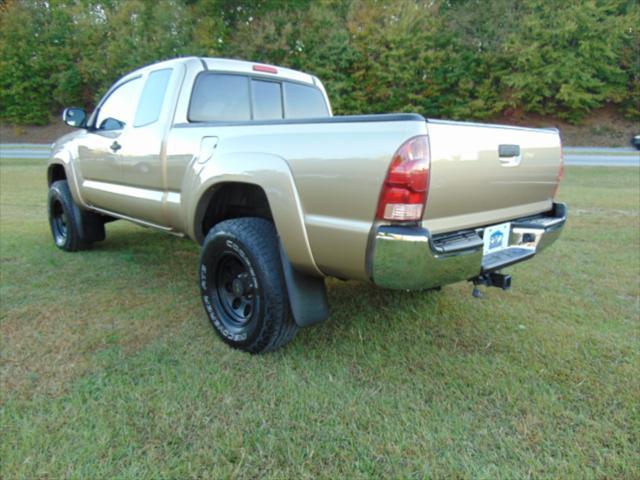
[[84, 224, 450, 357]]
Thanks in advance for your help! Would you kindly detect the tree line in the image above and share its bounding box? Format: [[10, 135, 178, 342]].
[[0, 0, 638, 125]]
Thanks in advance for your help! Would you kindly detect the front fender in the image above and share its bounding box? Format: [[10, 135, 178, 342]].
[[183, 151, 322, 277], [47, 137, 86, 208]]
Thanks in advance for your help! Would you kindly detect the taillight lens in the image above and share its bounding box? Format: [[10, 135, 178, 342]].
[[376, 135, 430, 222], [553, 143, 564, 199]]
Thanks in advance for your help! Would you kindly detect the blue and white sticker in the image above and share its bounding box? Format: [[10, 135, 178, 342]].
[[483, 222, 511, 254]]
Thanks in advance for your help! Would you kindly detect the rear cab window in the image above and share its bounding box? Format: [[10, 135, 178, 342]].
[[189, 74, 251, 122], [188, 72, 329, 122], [251, 80, 283, 120], [283, 82, 329, 119]]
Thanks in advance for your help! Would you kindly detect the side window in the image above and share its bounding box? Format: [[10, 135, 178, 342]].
[[95, 78, 142, 131], [134, 69, 173, 127], [283, 82, 329, 119], [189, 74, 250, 122], [251, 80, 282, 120]]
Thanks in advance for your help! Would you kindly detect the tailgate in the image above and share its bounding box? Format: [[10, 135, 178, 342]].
[[423, 119, 562, 234]]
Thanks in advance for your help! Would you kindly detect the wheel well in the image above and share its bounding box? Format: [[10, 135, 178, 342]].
[[197, 183, 273, 243], [48, 164, 67, 186]]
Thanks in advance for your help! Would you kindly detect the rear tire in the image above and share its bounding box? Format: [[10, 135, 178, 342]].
[[199, 217, 298, 353], [48, 180, 105, 252]]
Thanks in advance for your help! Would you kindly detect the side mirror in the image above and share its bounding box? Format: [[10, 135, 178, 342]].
[[62, 107, 87, 128], [99, 117, 125, 131]]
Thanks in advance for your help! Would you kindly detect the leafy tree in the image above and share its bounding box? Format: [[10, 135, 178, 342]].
[[227, 0, 362, 114], [0, 1, 79, 124], [497, 0, 637, 121], [0, 0, 637, 125]]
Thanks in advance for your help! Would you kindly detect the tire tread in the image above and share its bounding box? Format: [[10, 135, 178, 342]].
[[201, 217, 298, 353]]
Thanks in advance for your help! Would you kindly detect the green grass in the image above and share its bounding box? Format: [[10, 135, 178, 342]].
[[1, 158, 638, 479]]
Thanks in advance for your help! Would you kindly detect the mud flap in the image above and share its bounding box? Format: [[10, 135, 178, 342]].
[[279, 242, 329, 328]]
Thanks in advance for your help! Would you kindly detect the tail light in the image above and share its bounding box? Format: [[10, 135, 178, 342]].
[[553, 142, 564, 199], [376, 135, 430, 222]]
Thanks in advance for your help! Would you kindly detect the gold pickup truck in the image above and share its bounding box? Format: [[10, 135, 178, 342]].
[[47, 57, 567, 353]]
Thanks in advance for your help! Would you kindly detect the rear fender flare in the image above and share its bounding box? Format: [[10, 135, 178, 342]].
[[186, 151, 321, 277]]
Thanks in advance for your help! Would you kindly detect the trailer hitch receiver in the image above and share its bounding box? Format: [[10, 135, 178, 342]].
[[471, 272, 512, 297]]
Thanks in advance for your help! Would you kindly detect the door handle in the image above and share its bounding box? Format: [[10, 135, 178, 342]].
[[498, 144, 521, 167], [110, 141, 122, 152], [498, 144, 520, 157]]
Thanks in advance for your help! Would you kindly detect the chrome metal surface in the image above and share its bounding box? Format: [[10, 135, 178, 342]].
[[371, 227, 483, 290], [371, 202, 567, 290]]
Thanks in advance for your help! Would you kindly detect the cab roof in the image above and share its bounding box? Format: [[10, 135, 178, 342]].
[[124, 56, 317, 87]]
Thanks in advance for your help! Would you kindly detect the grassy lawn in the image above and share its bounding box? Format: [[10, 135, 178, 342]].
[[1, 158, 638, 479]]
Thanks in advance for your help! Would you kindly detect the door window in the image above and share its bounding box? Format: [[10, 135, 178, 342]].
[[95, 77, 142, 131]]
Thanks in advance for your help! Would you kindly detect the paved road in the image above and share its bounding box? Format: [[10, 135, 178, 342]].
[[563, 147, 639, 167], [1, 143, 51, 159], [1, 143, 639, 167]]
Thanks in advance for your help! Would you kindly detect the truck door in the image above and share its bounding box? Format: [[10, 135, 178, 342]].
[[115, 67, 178, 226], [77, 76, 142, 211]]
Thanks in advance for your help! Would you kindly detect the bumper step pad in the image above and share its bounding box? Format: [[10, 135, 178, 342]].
[[482, 247, 535, 272]]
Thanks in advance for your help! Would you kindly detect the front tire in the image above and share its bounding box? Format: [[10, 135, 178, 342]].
[[48, 180, 105, 252], [199, 217, 298, 353]]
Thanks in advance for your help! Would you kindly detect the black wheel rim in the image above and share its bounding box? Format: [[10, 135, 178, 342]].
[[51, 199, 68, 245], [212, 253, 258, 331]]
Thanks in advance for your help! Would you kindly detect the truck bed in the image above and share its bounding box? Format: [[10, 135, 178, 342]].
[[168, 114, 562, 281]]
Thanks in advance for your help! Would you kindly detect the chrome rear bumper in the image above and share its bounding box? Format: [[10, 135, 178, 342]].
[[370, 203, 567, 290]]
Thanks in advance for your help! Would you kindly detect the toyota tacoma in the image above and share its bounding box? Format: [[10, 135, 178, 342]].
[[47, 57, 567, 353]]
